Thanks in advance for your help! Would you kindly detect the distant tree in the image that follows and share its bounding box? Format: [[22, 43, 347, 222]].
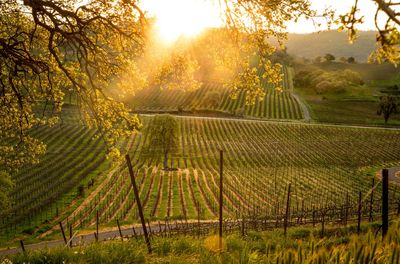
[[302, 57, 311, 64], [270, 47, 293, 65], [0, 171, 14, 216], [314, 56, 322, 63], [315, 80, 345, 94], [324, 53, 336, 62], [347, 57, 356, 63], [341, 69, 364, 85], [235, 108, 246, 117], [148, 115, 179, 170], [294, 70, 312, 87], [340, 57, 347, 63], [154, 53, 201, 92], [381, 85, 400, 96], [204, 91, 222, 109], [377, 96, 399, 124]]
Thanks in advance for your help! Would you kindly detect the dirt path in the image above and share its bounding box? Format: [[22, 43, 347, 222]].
[[292, 92, 311, 122], [376, 167, 400, 184], [140, 114, 400, 131]]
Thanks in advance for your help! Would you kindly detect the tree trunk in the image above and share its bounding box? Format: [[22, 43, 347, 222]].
[[384, 113, 389, 124], [164, 152, 168, 170]]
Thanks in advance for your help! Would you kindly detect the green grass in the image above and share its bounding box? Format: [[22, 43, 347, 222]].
[[293, 61, 400, 126], [5, 220, 400, 263]]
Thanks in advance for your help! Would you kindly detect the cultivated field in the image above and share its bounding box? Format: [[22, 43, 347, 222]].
[[4, 115, 399, 241], [133, 67, 304, 120]]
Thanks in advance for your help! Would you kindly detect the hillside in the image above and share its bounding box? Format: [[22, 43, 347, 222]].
[[287, 31, 377, 62], [131, 67, 304, 120], [293, 61, 400, 125], [2, 112, 400, 248]]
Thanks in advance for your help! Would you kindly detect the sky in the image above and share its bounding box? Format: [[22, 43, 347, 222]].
[[289, 0, 379, 33], [140, 0, 381, 42]]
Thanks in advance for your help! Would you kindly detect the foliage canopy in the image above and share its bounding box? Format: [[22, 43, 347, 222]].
[[147, 114, 179, 170], [377, 96, 399, 124]]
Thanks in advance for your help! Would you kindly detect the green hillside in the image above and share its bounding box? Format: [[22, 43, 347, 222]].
[[132, 67, 304, 120], [293, 62, 400, 125], [287, 31, 377, 62]]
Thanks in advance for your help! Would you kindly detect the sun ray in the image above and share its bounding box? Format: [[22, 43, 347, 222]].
[[141, 0, 222, 43]]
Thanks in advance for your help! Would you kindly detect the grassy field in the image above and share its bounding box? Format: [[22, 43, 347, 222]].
[[4, 220, 400, 263]]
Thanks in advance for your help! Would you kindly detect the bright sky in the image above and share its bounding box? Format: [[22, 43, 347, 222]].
[[140, 0, 381, 42], [140, 0, 221, 43], [289, 0, 379, 33]]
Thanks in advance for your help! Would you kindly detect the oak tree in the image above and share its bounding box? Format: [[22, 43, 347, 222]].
[[377, 96, 399, 124], [147, 115, 179, 170]]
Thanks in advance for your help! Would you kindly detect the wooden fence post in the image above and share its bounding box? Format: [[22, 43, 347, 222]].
[[132, 226, 138, 241], [69, 224, 73, 247], [197, 201, 201, 238], [284, 184, 291, 237], [312, 206, 315, 227], [20, 240, 25, 253], [96, 210, 99, 242], [321, 212, 325, 238], [219, 150, 223, 249], [369, 178, 375, 222], [382, 169, 389, 239], [147, 219, 152, 236], [59, 222, 67, 245], [345, 192, 349, 227], [126, 154, 152, 254], [117, 219, 123, 241], [397, 200, 400, 216], [357, 191, 362, 235], [241, 216, 245, 237]]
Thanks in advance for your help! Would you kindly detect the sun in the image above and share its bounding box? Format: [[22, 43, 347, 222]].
[[141, 0, 222, 44]]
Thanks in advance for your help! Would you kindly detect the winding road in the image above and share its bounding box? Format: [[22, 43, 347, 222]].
[[387, 167, 400, 184]]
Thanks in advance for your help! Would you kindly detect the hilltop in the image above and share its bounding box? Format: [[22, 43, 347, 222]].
[[286, 31, 377, 62]]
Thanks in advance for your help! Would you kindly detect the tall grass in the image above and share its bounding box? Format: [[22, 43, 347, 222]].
[[4, 220, 400, 263]]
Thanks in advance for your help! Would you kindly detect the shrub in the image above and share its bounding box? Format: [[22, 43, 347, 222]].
[[315, 80, 345, 94], [204, 91, 221, 108], [77, 184, 85, 197], [22, 227, 35, 235], [235, 108, 246, 117], [342, 69, 364, 85]]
